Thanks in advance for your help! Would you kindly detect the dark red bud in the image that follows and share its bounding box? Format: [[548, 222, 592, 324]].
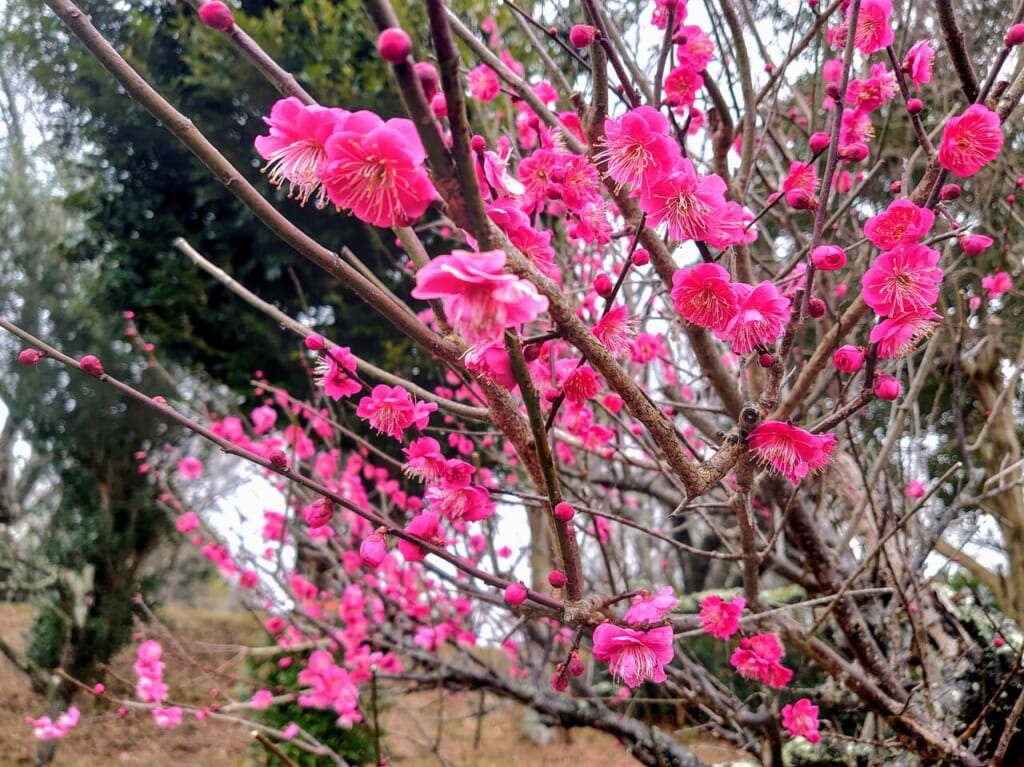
[[377, 28, 412, 64], [807, 297, 827, 318], [18, 349, 43, 366], [758, 353, 774, 368], [940, 183, 961, 201], [80, 355, 104, 376], [198, 1, 234, 31]]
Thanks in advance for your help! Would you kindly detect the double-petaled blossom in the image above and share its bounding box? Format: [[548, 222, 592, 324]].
[[863, 199, 934, 249], [730, 633, 793, 688], [902, 40, 935, 90], [670, 263, 739, 332], [598, 107, 681, 193], [938, 105, 1005, 177], [869, 307, 941, 359], [722, 281, 790, 355], [298, 650, 362, 726], [592, 623, 675, 688], [861, 243, 942, 316], [411, 249, 548, 346], [425, 460, 494, 523], [640, 159, 728, 242], [255, 97, 348, 208], [624, 586, 678, 625], [316, 347, 361, 400], [319, 111, 436, 227], [781, 698, 821, 743], [747, 421, 837, 484], [562, 365, 601, 404], [699, 594, 746, 639], [467, 64, 500, 101]]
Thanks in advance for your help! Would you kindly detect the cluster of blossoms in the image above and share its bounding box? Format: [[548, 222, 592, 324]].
[[134, 640, 183, 728], [26, 706, 80, 741]]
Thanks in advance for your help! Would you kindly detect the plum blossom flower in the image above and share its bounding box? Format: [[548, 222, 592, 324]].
[[468, 64, 500, 101], [905, 480, 926, 498], [781, 162, 818, 209], [845, 63, 897, 114], [811, 245, 847, 271], [869, 307, 941, 359], [598, 107, 682, 193], [861, 243, 942, 316], [356, 384, 430, 441], [747, 421, 836, 484], [593, 304, 636, 358], [592, 623, 675, 688], [411, 249, 548, 346], [960, 233, 994, 256], [730, 632, 793, 688], [722, 281, 790, 355], [640, 159, 728, 242], [625, 586, 678, 624], [255, 97, 348, 208], [863, 200, 934, 249], [563, 365, 601, 404], [670, 263, 739, 332], [398, 511, 441, 562], [699, 594, 746, 639], [982, 271, 1013, 300], [176, 456, 203, 480], [403, 437, 447, 482], [27, 707, 80, 740], [315, 347, 361, 400], [938, 105, 1004, 178], [902, 41, 935, 90], [847, 0, 894, 55], [782, 698, 821, 742], [320, 111, 436, 227], [832, 345, 865, 372]]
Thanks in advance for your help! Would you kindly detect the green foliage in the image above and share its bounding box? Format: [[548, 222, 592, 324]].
[[247, 649, 378, 767]]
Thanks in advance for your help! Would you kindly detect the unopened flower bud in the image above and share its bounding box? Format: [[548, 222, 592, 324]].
[[940, 184, 961, 201], [832, 345, 864, 372], [359, 532, 388, 569], [269, 449, 289, 469], [523, 342, 542, 362], [414, 62, 439, 101], [548, 569, 567, 588], [959, 233, 994, 255], [808, 131, 831, 153], [550, 667, 569, 691], [631, 248, 650, 266], [837, 142, 869, 162], [1006, 23, 1024, 47], [377, 28, 412, 64], [303, 498, 335, 528], [758, 353, 774, 368], [80, 355, 104, 376], [554, 501, 575, 522], [470, 134, 487, 152], [430, 93, 448, 118], [305, 333, 324, 351], [569, 24, 597, 48], [594, 273, 614, 298], [994, 636, 1006, 647], [18, 348, 43, 366], [504, 582, 528, 605], [906, 98, 923, 114], [825, 83, 841, 100], [806, 297, 827, 318], [811, 244, 847, 271], [874, 372, 902, 400], [567, 650, 585, 676], [785, 188, 816, 210], [198, 1, 234, 31], [890, 180, 902, 194]]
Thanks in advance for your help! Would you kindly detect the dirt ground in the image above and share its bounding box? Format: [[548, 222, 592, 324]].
[[0, 603, 744, 767]]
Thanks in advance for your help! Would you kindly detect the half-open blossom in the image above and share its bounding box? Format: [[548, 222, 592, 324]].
[[699, 594, 746, 639], [873, 372, 902, 400], [625, 586, 678, 625], [592, 623, 675, 688], [811, 245, 847, 271], [176, 457, 203, 480], [403, 437, 447, 482], [730, 632, 793, 688], [722, 281, 790, 355], [255, 97, 347, 208], [320, 111, 436, 227], [781, 698, 821, 742], [598, 107, 681, 193], [316, 347, 361, 400], [747, 421, 836, 484], [869, 307, 941, 359], [905, 480, 926, 498], [863, 200, 934, 248], [960, 233, 994, 256], [640, 160, 728, 242], [938, 104, 1004, 178], [902, 40, 935, 90], [670, 263, 739, 332], [833, 345, 865, 372], [781, 162, 818, 209], [411, 249, 549, 346], [862, 243, 942, 316]]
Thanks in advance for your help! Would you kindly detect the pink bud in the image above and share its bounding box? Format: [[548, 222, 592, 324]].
[[548, 569, 567, 588], [567, 650, 584, 676], [906, 98, 923, 114], [80, 355, 104, 376], [377, 28, 412, 64], [959, 233, 994, 255], [1006, 24, 1024, 46], [359, 533, 388, 569], [785, 188, 816, 210], [890, 180, 902, 194], [93, 683, 106, 694], [631, 248, 650, 266], [825, 83, 841, 100], [18, 348, 43, 366], [430, 93, 448, 118], [504, 582, 528, 605], [569, 24, 597, 48], [269, 449, 289, 469], [810, 244, 847, 271], [940, 183, 961, 201], [414, 62, 439, 101], [873, 372, 902, 400], [837, 142, 869, 162], [305, 334, 324, 351], [550, 668, 569, 691], [303, 498, 335, 528], [554, 501, 575, 521], [994, 636, 1006, 647], [808, 131, 831, 153], [832, 345, 864, 372], [470, 134, 487, 152], [543, 387, 561, 402], [806, 297, 826, 318], [758, 353, 774, 368], [594, 273, 614, 298], [523, 343, 542, 362], [198, 1, 234, 31]]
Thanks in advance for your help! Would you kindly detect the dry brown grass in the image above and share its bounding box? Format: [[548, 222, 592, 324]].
[[0, 603, 744, 767]]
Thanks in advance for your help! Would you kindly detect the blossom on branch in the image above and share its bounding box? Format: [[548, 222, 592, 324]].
[[592, 623, 675, 688], [699, 594, 746, 639], [730, 633, 793, 688], [781, 698, 821, 742], [938, 105, 1004, 178], [747, 421, 836, 484]]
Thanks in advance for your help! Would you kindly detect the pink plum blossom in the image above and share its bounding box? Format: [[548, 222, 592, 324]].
[[869, 307, 941, 359], [938, 105, 1004, 178], [640, 160, 728, 242], [730, 633, 793, 688], [598, 107, 681, 193], [699, 594, 746, 639], [781, 698, 821, 742], [902, 41, 935, 89], [863, 200, 934, 249], [670, 263, 739, 332], [624, 586, 678, 624], [316, 347, 361, 400], [722, 281, 790, 355], [592, 623, 675, 688], [982, 271, 1013, 300], [747, 421, 836, 484], [862, 243, 942, 317]]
